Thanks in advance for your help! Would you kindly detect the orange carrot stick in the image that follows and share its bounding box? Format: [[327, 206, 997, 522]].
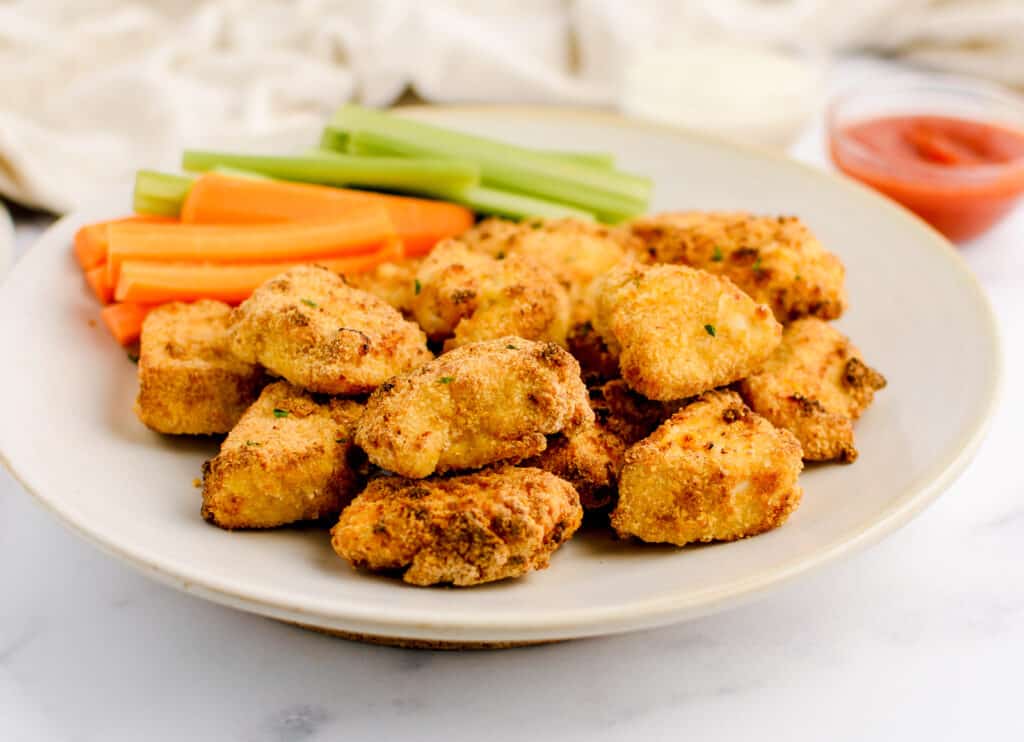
[[74, 215, 174, 270], [181, 173, 472, 255], [114, 240, 404, 305], [84, 265, 114, 304], [106, 205, 395, 285], [100, 302, 154, 346]]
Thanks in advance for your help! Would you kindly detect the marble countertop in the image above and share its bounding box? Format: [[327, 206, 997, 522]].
[[3, 69, 1023, 742]]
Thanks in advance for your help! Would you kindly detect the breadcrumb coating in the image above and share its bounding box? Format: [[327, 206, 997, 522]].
[[612, 390, 803, 546], [738, 318, 886, 462], [453, 217, 641, 324], [228, 265, 431, 395], [345, 257, 423, 317], [593, 262, 782, 401], [355, 337, 593, 478], [201, 381, 365, 529], [412, 240, 570, 351], [630, 212, 847, 322], [331, 466, 582, 586], [135, 299, 266, 434]]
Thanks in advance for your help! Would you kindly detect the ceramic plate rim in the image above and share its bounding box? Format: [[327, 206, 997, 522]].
[[0, 106, 1003, 639]]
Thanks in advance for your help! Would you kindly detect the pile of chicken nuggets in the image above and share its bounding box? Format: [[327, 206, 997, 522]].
[[133, 211, 886, 587]]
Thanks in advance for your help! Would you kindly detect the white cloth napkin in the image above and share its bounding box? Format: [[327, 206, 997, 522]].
[[1, 0, 1021, 213]]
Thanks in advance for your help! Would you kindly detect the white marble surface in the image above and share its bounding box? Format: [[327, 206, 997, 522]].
[[3, 66, 1024, 741]]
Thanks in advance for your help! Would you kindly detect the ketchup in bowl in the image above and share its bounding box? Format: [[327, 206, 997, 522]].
[[828, 84, 1024, 242]]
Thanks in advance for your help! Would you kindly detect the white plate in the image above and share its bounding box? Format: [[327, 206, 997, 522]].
[[0, 108, 1001, 645]]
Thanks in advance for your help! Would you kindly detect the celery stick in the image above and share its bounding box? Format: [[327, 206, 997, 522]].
[[135, 170, 194, 201], [445, 185, 595, 221], [181, 150, 479, 196], [544, 150, 616, 169], [319, 127, 348, 152], [320, 124, 613, 169], [211, 166, 272, 180], [342, 130, 643, 222], [329, 105, 651, 209], [133, 171, 194, 216], [133, 193, 182, 217]]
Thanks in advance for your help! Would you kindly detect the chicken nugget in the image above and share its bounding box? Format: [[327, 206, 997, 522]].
[[345, 257, 422, 317], [523, 421, 626, 511], [454, 217, 642, 325], [201, 381, 364, 529], [593, 262, 782, 401], [355, 337, 593, 478], [612, 390, 803, 546], [331, 466, 582, 586], [737, 318, 886, 463], [412, 240, 569, 350], [228, 265, 431, 395], [631, 212, 846, 322], [135, 300, 266, 434]]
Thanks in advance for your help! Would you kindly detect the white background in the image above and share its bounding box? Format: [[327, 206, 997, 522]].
[[2, 60, 1022, 741]]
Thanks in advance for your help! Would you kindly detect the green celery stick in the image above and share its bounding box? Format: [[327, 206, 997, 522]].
[[319, 127, 348, 152], [544, 150, 616, 169], [444, 185, 596, 221], [133, 171, 194, 216], [328, 105, 651, 209], [337, 125, 646, 222], [320, 124, 613, 169], [181, 150, 479, 196], [210, 166, 272, 180]]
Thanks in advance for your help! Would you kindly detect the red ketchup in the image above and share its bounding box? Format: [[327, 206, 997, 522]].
[[830, 115, 1024, 242]]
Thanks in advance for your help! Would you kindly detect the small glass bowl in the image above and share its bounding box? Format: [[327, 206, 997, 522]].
[[827, 80, 1024, 242]]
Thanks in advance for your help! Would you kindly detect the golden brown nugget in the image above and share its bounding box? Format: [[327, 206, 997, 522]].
[[331, 466, 582, 586], [454, 217, 641, 324], [201, 382, 364, 529], [631, 212, 847, 322], [593, 262, 782, 401], [345, 257, 423, 317], [612, 391, 803, 546], [523, 422, 626, 511], [412, 240, 570, 351], [355, 337, 593, 478], [134, 300, 266, 435], [737, 318, 887, 463], [228, 265, 431, 395]]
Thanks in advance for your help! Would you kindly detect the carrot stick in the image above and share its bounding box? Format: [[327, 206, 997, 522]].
[[85, 265, 114, 304], [100, 302, 154, 346], [115, 240, 404, 305], [106, 205, 395, 285], [74, 215, 174, 270], [181, 173, 472, 256]]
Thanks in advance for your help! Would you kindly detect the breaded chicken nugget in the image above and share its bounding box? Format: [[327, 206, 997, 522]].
[[454, 217, 641, 325], [331, 466, 582, 586], [228, 265, 431, 395], [355, 337, 593, 478], [631, 212, 847, 322], [737, 318, 886, 463], [345, 257, 422, 317], [135, 300, 266, 434], [523, 421, 626, 511], [612, 390, 803, 546], [201, 381, 364, 529], [412, 240, 569, 350], [593, 262, 782, 401]]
